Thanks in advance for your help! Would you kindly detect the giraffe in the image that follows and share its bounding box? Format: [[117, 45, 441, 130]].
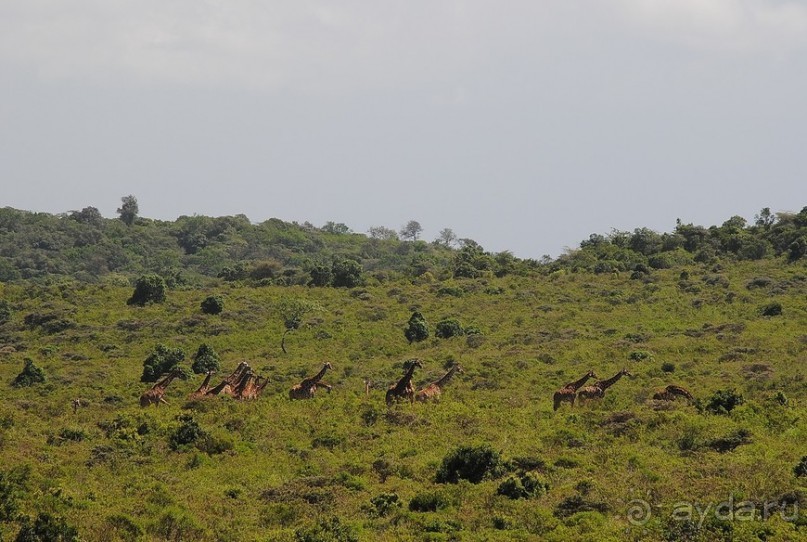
[[552, 370, 598, 411], [188, 371, 216, 400], [234, 370, 270, 400], [577, 368, 633, 403], [415, 363, 464, 403], [206, 361, 251, 397], [386, 359, 423, 406], [652, 384, 694, 402], [289, 362, 333, 400], [139, 368, 182, 407]]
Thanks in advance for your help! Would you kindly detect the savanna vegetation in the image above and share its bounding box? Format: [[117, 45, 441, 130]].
[[0, 201, 806, 540]]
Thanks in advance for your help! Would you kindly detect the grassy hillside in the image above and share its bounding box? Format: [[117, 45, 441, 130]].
[[0, 255, 806, 541]]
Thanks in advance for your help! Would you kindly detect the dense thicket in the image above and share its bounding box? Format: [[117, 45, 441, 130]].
[[1, 206, 806, 287]]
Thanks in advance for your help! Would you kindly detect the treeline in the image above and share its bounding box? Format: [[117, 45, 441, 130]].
[[552, 207, 807, 274], [0, 205, 535, 285], [1, 204, 805, 285]]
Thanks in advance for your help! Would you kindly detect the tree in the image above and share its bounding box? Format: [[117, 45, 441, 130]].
[[322, 221, 351, 234], [404, 311, 429, 344], [12, 359, 45, 388], [191, 344, 221, 374], [275, 298, 320, 354], [200, 295, 224, 315], [400, 221, 423, 242], [117, 195, 139, 226], [14, 512, 78, 542], [754, 207, 775, 229], [368, 226, 399, 241], [331, 258, 363, 288], [141, 344, 186, 382], [435, 228, 457, 248], [309, 264, 333, 287], [127, 274, 166, 306], [69, 206, 104, 226]]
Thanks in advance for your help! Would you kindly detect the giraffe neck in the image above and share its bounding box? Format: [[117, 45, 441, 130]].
[[398, 364, 417, 388], [309, 364, 329, 385], [568, 373, 593, 391], [598, 371, 625, 391], [435, 366, 458, 388], [155, 372, 177, 390]]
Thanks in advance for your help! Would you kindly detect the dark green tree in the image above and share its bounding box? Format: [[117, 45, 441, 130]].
[[191, 344, 220, 374], [404, 311, 429, 344], [15, 513, 78, 542], [308, 264, 333, 287], [200, 295, 224, 315], [0, 299, 11, 326], [12, 359, 45, 388], [435, 318, 464, 339], [331, 258, 362, 288], [141, 344, 186, 382], [127, 274, 166, 306], [116, 195, 139, 226]]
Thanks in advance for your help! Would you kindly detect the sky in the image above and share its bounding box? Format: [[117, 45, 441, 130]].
[[1, 1, 806, 258]]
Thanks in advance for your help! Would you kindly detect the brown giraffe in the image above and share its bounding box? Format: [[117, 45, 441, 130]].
[[206, 361, 251, 397], [188, 371, 216, 400], [289, 362, 333, 400], [415, 363, 464, 403], [386, 359, 423, 406], [552, 370, 598, 411], [577, 368, 633, 403], [234, 370, 270, 400], [139, 368, 182, 407], [652, 384, 694, 402]]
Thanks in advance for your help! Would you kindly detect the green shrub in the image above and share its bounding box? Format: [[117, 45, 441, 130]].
[[0, 467, 28, 522], [760, 302, 782, 317], [294, 517, 358, 542], [661, 362, 676, 373], [794, 456, 807, 478], [127, 274, 166, 306], [104, 514, 144, 542], [404, 311, 429, 344], [497, 472, 549, 500], [15, 513, 79, 542], [435, 444, 506, 484], [409, 491, 449, 512], [141, 344, 186, 382], [367, 492, 401, 517], [190, 343, 220, 374], [200, 295, 224, 315], [12, 359, 45, 388], [0, 299, 11, 325], [435, 318, 464, 339], [705, 389, 744, 415], [169, 415, 205, 450]]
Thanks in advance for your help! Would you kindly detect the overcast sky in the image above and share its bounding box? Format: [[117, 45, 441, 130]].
[[1, 1, 806, 258]]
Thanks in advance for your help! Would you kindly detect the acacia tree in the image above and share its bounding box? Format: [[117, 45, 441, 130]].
[[275, 298, 320, 353], [400, 221, 423, 242], [435, 228, 457, 248], [117, 195, 139, 226]]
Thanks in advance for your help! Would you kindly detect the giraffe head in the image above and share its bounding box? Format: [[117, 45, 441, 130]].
[[453, 363, 464, 374], [406, 359, 423, 370], [620, 368, 633, 378], [587, 370, 598, 379], [323, 362, 333, 370]]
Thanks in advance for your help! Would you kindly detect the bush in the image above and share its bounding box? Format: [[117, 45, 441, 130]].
[[15, 512, 79, 542], [190, 344, 220, 374], [705, 389, 744, 415], [409, 491, 450, 512], [0, 467, 28, 522], [435, 318, 464, 339], [794, 456, 807, 478], [368, 493, 401, 517], [127, 274, 166, 306], [760, 302, 783, 317], [200, 295, 224, 315], [331, 259, 363, 288], [435, 444, 507, 484], [12, 359, 45, 388], [309, 264, 333, 287], [0, 300, 11, 326], [294, 517, 358, 542], [497, 472, 550, 500], [404, 311, 429, 344], [169, 415, 205, 450], [141, 344, 185, 382], [661, 362, 676, 373]]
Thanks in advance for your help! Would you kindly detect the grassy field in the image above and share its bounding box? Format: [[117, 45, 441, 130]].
[[0, 258, 806, 541]]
